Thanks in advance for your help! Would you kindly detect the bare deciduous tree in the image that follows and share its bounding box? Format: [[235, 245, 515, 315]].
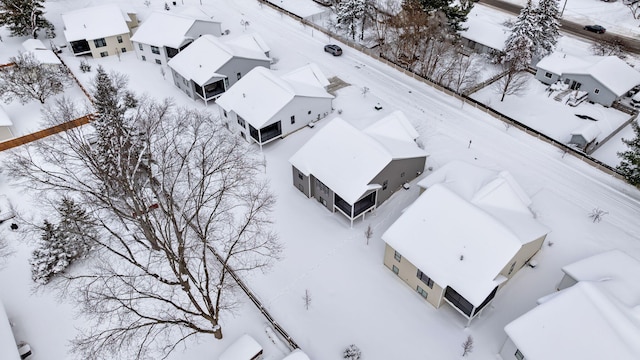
[[590, 38, 626, 59], [303, 289, 312, 310], [625, 0, 640, 19], [589, 208, 608, 223], [0, 52, 71, 104], [494, 62, 529, 102], [364, 224, 373, 245], [5, 82, 280, 358], [462, 335, 474, 356]]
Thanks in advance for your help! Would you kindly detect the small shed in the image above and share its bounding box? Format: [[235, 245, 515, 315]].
[[569, 123, 601, 150], [218, 334, 263, 360]]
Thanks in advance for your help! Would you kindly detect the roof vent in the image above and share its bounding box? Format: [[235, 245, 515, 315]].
[[242, 93, 246, 98]]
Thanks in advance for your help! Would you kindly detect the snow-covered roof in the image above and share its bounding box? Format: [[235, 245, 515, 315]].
[[282, 349, 311, 360], [216, 64, 332, 128], [175, 6, 217, 21], [0, 301, 21, 360], [289, 115, 426, 204], [561, 250, 640, 305], [505, 281, 640, 360], [21, 39, 61, 65], [383, 161, 549, 306], [229, 32, 270, 56], [570, 122, 601, 142], [167, 34, 269, 85], [0, 106, 12, 127], [537, 52, 640, 96], [218, 334, 262, 360], [460, 7, 511, 51], [131, 11, 219, 49], [62, 4, 132, 41]]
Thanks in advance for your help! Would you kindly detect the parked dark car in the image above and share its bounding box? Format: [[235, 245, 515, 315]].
[[324, 44, 342, 56], [584, 25, 606, 34]]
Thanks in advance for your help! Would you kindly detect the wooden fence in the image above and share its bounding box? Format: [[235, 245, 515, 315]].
[[0, 114, 93, 152]]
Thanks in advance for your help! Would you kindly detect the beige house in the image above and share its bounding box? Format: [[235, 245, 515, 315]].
[[0, 106, 14, 142], [62, 4, 138, 58], [382, 161, 549, 323], [500, 250, 640, 360]]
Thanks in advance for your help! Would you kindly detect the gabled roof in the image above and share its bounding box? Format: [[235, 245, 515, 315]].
[[167, 34, 269, 85], [21, 39, 61, 65], [62, 4, 131, 41], [230, 33, 270, 56], [383, 161, 548, 307], [537, 52, 640, 96], [289, 115, 426, 204], [216, 64, 332, 128], [570, 122, 601, 142], [130, 11, 220, 49], [505, 281, 640, 360], [460, 6, 511, 52], [219, 334, 262, 360]]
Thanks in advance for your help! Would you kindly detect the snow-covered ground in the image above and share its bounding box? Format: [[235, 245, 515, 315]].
[[2, 0, 640, 360]]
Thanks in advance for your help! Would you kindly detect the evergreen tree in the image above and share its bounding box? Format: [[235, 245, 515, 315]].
[[534, 0, 561, 57], [413, 0, 473, 33], [30, 220, 71, 284], [57, 197, 93, 259], [0, 0, 54, 38], [503, 0, 537, 70], [336, 0, 366, 40], [617, 120, 640, 186]]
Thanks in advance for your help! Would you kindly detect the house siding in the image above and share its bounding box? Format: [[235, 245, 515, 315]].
[[263, 97, 332, 139], [535, 69, 560, 85], [133, 42, 167, 65], [0, 127, 13, 142], [309, 175, 335, 212], [499, 337, 521, 360], [186, 20, 222, 39], [215, 58, 271, 89], [383, 244, 445, 309], [170, 69, 196, 99], [370, 156, 427, 205], [497, 234, 546, 288], [88, 33, 133, 58], [562, 73, 617, 106], [556, 273, 578, 291], [291, 166, 310, 198]]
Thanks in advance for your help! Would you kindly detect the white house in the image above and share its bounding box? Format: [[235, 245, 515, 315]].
[[217, 64, 333, 146], [167, 33, 270, 105], [382, 161, 549, 323], [500, 250, 640, 360], [0, 106, 14, 142], [289, 112, 427, 226], [282, 349, 311, 360], [62, 4, 138, 58], [21, 39, 61, 65], [130, 10, 222, 66], [460, 7, 510, 56], [568, 122, 601, 151], [535, 52, 640, 106]]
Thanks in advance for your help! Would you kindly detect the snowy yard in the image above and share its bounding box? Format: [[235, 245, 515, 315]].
[[1, 0, 640, 360]]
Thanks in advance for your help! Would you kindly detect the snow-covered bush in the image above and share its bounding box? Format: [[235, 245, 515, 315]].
[[344, 344, 361, 360]]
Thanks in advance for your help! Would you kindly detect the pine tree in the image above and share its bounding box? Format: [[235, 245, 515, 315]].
[[503, 0, 537, 70], [336, 0, 366, 40], [0, 0, 54, 38], [534, 0, 561, 58], [30, 220, 71, 284], [57, 197, 93, 259], [413, 0, 473, 33], [617, 120, 640, 186]]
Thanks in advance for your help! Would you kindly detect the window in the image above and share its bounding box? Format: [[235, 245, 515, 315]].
[[594, 88, 600, 94], [544, 71, 552, 79], [394, 251, 402, 262], [382, 180, 388, 190], [155, 59, 162, 64], [138, 43, 143, 51], [417, 270, 434, 288], [416, 285, 428, 298], [392, 265, 399, 275], [237, 72, 242, 80], [121, 48, 127, 53], [100, 51, 108, 57], [508, 261, 516, 275], [223, 110, 227, 117], [290, 115, 295, 124], [94, 38, 107, 48], [237, 116, 246, 128], [224, 78, 229, 88], [151, 46, 160, 55], [514, 349, 525, 360], [298, 172, 304, 180], [117, 35, 123, 43], [142, 55, 146, 61]]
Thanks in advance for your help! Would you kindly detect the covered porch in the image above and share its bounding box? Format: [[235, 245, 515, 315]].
[[69, 40, 91, 56], [195, 78, 226, 105], [443, 285, 498, 325], [166, 42, 191, 60], [248, 121, 282, 146], [334, 191, 377, 227]]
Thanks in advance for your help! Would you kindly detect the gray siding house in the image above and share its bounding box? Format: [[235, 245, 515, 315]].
[[217, 63, 334, 147], [536, 52, 640, 106], [289, 112, 427, 226], [167, 33, 270, 105], [131, 10, 222, 66]]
